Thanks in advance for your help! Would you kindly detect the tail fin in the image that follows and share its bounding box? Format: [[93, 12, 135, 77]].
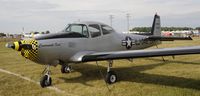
[[151, 14, 161, 36]]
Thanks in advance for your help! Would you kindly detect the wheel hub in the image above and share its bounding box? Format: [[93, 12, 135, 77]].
[[64, 66, 71, 72], [110, 75, 116, 83], [45, 80, 49, 85]]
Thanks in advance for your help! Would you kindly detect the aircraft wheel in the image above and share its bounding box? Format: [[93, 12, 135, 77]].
[[40, 75, 52, 88], [61, 65, 71, 73], [106, 71, 117, 84]]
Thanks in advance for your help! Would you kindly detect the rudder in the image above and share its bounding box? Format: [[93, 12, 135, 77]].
[[151, 14, 161, 36]]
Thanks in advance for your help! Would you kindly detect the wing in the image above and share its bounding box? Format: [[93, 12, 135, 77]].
[[81, 46, 200, 62], [148, 36, 192, 41]]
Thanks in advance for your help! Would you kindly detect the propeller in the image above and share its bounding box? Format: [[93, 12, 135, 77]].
[[5, 41, 33, 51]]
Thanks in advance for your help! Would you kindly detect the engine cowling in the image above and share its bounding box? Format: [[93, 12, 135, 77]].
[[6, 39, 39, 62]]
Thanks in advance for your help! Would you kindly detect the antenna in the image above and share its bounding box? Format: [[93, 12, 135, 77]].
[[109, 15, 114, 27], [22, 27, 25, 33], [78, 19, 81, 22]]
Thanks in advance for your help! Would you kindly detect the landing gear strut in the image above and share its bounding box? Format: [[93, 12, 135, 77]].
[[61, 64, 72, 73], [40, 65, 52, 88], [105, 61, 117, 84]]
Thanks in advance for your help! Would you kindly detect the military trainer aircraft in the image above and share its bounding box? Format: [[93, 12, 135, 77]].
[[6, 14, 200, 88]]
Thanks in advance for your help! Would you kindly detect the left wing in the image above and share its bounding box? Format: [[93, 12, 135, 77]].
[[81, 46, 200, 62]]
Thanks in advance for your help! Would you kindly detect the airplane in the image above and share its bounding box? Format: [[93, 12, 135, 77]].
[[22, 31, 50, 39], [5, 14, 200, 88]]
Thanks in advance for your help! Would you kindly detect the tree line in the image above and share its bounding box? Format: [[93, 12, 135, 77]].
[[0, 33, 6, 37], [130, 27, 200, 32]]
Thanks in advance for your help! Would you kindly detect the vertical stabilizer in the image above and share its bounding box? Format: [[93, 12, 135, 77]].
[[151, 14, 161, 36]]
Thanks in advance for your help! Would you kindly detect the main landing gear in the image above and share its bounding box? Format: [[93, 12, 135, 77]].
[[61, 64, 72, 73], [40, 65, 52, 88], [39, 61, 117, 88], [105, 61, 117, 84]]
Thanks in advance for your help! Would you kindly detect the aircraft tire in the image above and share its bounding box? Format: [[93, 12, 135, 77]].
[[40, 75, 52, 88], [106, 71, 117, 84], [61, 65, 71, 73]]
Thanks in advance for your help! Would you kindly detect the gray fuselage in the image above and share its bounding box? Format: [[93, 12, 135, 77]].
[[35, 22, 160, 65]]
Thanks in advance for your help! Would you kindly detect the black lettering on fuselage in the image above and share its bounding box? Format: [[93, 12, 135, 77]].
[[39, 43, 61, 48]]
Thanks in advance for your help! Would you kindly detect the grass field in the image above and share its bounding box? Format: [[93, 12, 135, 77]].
[[1, 38, 200, 96]]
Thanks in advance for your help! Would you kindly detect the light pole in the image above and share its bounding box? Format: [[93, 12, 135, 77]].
[[126, 13, 130, 33], [109, 15, 114, 27]]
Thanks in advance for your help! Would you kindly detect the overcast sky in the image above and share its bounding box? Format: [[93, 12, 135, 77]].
[[0, 0, 200, 33]]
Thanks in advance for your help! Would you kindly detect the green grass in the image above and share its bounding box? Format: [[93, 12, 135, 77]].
[[0, 38, 200, 96]]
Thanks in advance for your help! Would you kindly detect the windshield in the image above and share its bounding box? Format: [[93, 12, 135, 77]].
[[64, 24, 89, 38]]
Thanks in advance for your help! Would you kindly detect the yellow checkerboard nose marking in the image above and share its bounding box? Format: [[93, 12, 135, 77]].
[[21, 39, 39, 62]]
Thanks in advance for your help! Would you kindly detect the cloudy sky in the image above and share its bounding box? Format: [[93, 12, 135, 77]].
[[0, 0, 200, 33]]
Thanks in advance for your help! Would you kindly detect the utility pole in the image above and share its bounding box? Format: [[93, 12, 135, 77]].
[[22, 27, 25, 34], [126, 13, 130, 33], [78, 19, 81, 22], [22, 27, 25, 38], [109, 15, 114, 27]]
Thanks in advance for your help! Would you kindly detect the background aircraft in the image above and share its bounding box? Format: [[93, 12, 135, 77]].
[[5, 14, 200, 88], [22, 31, 50, 39]]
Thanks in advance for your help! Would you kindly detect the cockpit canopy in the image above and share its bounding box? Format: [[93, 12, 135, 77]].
[[35, 21, 115, 40], [63, 22, 115, 38]]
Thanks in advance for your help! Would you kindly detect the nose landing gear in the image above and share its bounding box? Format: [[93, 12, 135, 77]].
[[40, 65, 52, 88], [40, 63, 73, 88]]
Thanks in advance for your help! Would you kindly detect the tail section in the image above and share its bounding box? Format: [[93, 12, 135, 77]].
[[151, 14, 161, 36], [148, 14, 193, 41]]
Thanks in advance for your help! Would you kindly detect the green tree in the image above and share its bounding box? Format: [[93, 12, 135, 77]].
[[0, 33, 6, 37], [196, 27, 200, 30]]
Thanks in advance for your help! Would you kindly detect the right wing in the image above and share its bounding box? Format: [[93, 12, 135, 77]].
[[148, 36, 192, 41], [81, 46, 200, 62]]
